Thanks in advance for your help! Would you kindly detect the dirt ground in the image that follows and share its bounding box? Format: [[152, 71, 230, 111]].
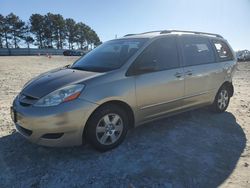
[[0, 56, 249, 188]]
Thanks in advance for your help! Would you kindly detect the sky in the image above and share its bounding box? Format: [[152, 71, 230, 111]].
[[0, 0, 250, 50]]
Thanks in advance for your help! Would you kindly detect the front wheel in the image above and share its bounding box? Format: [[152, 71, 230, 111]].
[[211, 86, 230, 113], [86, 104, 128, 151]]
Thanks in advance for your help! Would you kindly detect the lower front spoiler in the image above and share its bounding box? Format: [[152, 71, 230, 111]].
[[15, 123, 83, 147]]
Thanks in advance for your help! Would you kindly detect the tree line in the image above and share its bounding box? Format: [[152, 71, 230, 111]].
[[0, 13, 101, 50]]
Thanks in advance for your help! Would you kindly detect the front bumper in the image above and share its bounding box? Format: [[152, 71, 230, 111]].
[[11, 97, 98, 147]]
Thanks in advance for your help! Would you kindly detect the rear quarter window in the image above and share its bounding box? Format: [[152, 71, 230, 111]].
[[212, 40, 234, 61]]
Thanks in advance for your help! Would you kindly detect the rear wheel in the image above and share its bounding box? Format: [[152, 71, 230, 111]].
[[86, 104, 128, 151], [211, 86, 230, 113]]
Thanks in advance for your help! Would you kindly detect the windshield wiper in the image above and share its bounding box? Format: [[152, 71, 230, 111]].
[[71, 66, 112, 73], [71, 66, 87, 71]]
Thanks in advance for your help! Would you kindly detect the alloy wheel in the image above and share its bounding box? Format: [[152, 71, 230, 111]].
[[217, 89, 229, 110], [96, 113, 124, 145]]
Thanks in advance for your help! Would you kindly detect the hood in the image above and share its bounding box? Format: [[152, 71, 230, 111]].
[[21, 68, 101, 98]]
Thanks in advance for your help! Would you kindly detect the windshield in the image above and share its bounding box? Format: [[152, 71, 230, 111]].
[[71, 38, 148, 72]]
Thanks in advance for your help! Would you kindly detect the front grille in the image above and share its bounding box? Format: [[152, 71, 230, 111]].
[[19, 94, 38, 107], [16, 124, 32, 136]]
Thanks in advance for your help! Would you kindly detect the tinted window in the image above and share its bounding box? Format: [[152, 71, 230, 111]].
[[181, 36, 215, 66], [71, 38, 147, 72], [212, 40, 234, 61], [133, 37, 179, 73]]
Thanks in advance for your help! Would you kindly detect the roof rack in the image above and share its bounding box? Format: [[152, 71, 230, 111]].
[[160, 30, 223, 38], [123, 30, 162, 37], [123, 34, 136, 37], [123, 30, 223, 39]]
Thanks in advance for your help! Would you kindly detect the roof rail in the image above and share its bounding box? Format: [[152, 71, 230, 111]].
[[123, 34, 136, 37], [123, 30, 162, 37], [124, 30, 223, 38], [140, 30, 163, 35], [160, 30, 223, 38]]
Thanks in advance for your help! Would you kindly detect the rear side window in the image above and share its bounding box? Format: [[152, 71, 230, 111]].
[[181, 36, 215, 66], [133, 37, 179, 73], [212, 40, 234, 61]]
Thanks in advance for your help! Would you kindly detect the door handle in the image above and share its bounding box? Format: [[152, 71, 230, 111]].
[[185, 70, 192, 76], [175, 72, 182, 78]]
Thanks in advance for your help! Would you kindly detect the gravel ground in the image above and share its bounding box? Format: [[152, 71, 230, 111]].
[[0, 56, 249, 188]]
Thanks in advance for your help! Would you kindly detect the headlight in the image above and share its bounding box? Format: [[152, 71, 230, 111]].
[[34, 84, 85, 107]]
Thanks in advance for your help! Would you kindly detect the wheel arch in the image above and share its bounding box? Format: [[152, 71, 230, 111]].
[[82, 100, 135, 144], [220, 81, 234, 97]]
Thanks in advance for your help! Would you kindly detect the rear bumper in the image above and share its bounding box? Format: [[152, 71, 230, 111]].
[[11, 97, 98, 147]]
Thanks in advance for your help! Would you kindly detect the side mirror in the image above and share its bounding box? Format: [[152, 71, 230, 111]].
[[126, 59, 157, 76], [137, 65, 155, 73], [136, 59, 157, 74]]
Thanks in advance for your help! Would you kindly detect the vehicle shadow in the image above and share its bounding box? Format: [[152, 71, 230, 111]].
[[0, 109, 246, 188]]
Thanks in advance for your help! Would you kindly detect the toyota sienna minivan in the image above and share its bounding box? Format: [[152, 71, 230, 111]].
[[11, 30, 237, 151]]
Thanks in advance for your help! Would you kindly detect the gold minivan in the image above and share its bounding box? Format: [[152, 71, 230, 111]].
[[11, 30, 237, 151]]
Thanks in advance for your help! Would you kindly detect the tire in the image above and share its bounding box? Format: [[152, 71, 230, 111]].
[[86, 104, 128, 151], [211, 86, 230, 113]]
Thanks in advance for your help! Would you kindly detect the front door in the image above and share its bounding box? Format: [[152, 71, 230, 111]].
[[130, 36, 185, 122]]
